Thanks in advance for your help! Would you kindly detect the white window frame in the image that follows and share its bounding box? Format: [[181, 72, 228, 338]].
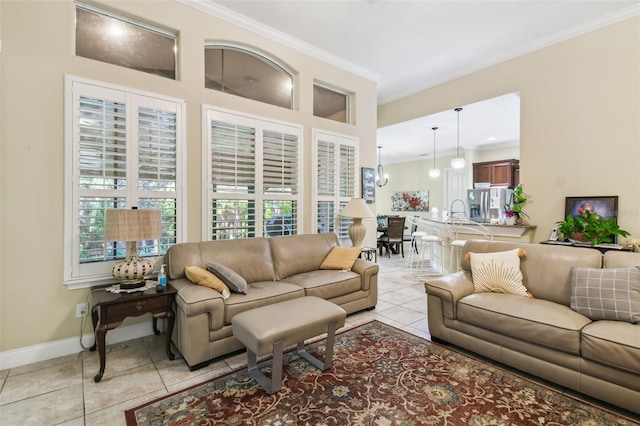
[[64, 75, 186, 289], [202, 106, 303, 240], [313, 81, 352, 124], [311, 129, 359, 243]]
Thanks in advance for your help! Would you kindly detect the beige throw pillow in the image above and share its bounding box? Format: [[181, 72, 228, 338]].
[[184, 265, 230, 299], [469, 249, 529, 297], [570, 266, 640, 323], [320, 246, 362, 271]]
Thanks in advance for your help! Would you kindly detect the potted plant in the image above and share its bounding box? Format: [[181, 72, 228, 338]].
[[504, 184, 530, 224], [556, 210, 630, 246], [504, 208, 517, 225]]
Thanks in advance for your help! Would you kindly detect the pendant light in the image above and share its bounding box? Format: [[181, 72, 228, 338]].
[[428, 127, 440, 178], [451, 107, 466, 169], [376, 145, 389, 187]]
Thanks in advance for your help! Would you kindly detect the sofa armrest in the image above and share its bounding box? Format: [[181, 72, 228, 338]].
[[351, 258, 379, 291], [425, 271, 474, 319], [170, 278, 225, 331]]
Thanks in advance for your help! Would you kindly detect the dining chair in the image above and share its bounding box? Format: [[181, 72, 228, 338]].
[[377, 216, 406, 257]]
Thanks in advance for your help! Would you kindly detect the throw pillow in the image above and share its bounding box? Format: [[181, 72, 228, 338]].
[[184, 265, 230, 299], [320, 246, 362, 270], [207, 262, 248, 294], [468, 249, 530, 297], [570, 266, 640, 323]]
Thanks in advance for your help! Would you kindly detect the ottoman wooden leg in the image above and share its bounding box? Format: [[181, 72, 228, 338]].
[[296, 321, 338, 371], [247, 339, 284, 394]]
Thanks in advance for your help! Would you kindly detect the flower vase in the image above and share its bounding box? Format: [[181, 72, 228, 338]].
[[506, 216, 516, 226]]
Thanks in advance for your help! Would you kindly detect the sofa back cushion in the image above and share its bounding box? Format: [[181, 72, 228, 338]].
[[603, 250, 640, 268], [270, 233, 339, 280], [461, 240, 602, 305], [166, 238, 275, 283]]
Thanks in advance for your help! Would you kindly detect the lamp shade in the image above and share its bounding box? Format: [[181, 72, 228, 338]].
[[104, 209, 162, 242], [339, 198, 375, 219]]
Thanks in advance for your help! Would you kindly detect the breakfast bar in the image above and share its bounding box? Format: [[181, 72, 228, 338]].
[[410, 217, 537, 273]]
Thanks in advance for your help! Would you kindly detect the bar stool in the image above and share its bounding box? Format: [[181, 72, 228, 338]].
[[406, 229, 427, 267], [449, 239, 466, 273], [415, 233, 444, 274]]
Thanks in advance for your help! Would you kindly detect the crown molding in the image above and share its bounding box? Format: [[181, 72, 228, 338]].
[[177, 0, 380, 83]]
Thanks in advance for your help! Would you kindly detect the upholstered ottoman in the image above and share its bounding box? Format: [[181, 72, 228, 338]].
[[231, 296, 347, 393]]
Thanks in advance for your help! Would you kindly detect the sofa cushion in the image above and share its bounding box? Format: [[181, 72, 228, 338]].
[[224, 282, 304, 324], [184, 265, 230, 299], [270, 233, 339, 279], [320, 246, 362, 270], [581, 320, 640, 374], [457, 293, 591, 354], [281, 270, 362, 300], [207, 262, 248, 294], [166, 238, 275, 283], [468, 249, 529, 297], [461, 240, 603, 305], [570, 266, 640, 323]]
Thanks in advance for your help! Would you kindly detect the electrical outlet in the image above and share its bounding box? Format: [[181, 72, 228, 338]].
[[76, 303, 88, 318]]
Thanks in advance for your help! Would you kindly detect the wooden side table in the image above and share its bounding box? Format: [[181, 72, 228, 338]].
[[90, 284, 177, 382]]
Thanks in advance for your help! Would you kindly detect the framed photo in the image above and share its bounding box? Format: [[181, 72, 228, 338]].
[[361, 167, 375, 204], [564, 196, 618, 221]]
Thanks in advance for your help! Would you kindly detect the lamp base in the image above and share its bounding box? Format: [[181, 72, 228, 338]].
[[348, 218, 367, 247], [111, 251, 155, 290]]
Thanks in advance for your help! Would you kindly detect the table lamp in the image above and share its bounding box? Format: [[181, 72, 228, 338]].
[[104, 208, 162, 289], [339, 198, 375, 247]]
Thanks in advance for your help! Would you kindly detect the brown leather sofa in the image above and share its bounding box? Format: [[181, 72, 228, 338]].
[[165, 233, 378, 370], [426, 240, 639, 414]]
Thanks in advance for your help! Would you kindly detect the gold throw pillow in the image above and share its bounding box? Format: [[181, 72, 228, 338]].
[[320, 246, 362, 271], [184, 265, 230, 299]]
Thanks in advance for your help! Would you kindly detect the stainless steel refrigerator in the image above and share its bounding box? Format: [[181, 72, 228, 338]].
[[467, 187, 514, 223]]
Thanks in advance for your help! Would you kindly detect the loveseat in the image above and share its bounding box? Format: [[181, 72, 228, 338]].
[[425, 240, 640, 414], [165, 233, 378, 370]]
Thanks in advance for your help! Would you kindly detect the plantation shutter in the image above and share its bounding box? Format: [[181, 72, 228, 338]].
[[65, 77, 184, 287], [312, 131, 358, 240], [211, 120, 256, 194], [206, 108, 302, 240]]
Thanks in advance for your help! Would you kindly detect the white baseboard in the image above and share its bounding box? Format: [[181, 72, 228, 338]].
[[0, 321, 164, 371]]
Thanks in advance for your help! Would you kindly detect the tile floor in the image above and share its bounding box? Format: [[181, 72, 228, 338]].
[[0, 250, 438, 425]]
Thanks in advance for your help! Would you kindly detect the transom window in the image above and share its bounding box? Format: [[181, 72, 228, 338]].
[[205, 46, 294, 109], [313, 82, 350, 124], [75, 2, 177, 80]]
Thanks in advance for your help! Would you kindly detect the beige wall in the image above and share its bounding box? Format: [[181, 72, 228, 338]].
[[379, 17, 640, 243], [0, 1, 377, 353]]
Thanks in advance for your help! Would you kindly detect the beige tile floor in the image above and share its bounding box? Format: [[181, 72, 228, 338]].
[[0, 249, 438, 426]]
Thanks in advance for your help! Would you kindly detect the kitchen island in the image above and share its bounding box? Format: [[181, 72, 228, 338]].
[[410, 217, 537, 273]]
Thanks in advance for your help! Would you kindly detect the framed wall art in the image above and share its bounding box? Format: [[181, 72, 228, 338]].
[[391, 191, 429, 211], [564, 196, 618, 220]]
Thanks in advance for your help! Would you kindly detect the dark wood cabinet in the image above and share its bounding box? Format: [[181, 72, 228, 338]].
[[473, 159, 519, 187]]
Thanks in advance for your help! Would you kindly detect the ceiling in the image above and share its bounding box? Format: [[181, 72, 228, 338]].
[[190, 0, 639, 163]]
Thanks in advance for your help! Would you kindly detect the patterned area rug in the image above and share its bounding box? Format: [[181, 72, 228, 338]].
[[126, 321, 638, 425]]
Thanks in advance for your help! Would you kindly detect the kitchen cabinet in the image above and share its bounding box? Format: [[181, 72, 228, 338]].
[[473, 159, 519, 187]]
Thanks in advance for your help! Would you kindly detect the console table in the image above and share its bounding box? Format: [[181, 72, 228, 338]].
[[90, 284, 177, 382], [540, 240, 632, 254]]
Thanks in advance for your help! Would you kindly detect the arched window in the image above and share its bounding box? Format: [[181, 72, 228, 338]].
[[205, 45, 294, 109]]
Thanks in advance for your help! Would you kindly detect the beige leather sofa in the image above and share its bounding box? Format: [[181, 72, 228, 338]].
[[426, 240, 639, 414], [165, 233, 378, 370]]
